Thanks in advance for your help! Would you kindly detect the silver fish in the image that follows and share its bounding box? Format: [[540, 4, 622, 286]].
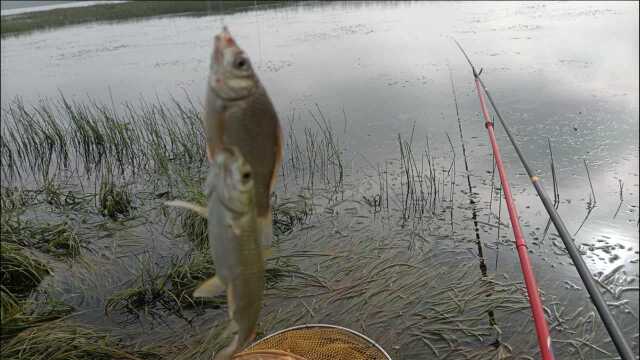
[[167, 146, 264, 360]]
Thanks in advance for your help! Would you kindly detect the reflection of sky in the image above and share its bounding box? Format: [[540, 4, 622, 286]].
[[1, 2, 637, 264], [1, 2, 637, 151]]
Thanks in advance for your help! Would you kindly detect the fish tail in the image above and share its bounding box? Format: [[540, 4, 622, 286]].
[[257, 212, 273, 258]]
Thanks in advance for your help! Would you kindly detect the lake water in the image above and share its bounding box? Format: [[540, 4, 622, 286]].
[[1, 1, 638, 358]]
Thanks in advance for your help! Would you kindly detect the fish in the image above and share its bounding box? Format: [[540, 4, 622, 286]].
[[166, 147, 264, 360], [204, 26, 282, 256]]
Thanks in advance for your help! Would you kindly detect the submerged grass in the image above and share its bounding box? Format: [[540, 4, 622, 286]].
[[1, 320, 162, 360], [1, 94, 636, 358], [104, 251, 222, 321], [0, 242, 50, 296], [1, 289, 74, 341], [1, 212, 82, 259], [105, 249, 297, 325]]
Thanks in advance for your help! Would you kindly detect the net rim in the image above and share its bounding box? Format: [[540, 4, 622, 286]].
[[249, 323, 392, 360]]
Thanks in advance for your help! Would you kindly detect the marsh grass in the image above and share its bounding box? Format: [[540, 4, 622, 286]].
[[99, 177, 133, 219], [181, 211, 208, 250], [0, 242, 50, 296], [1, 213, 82, 259], [0, 186, 29, 210], [396, 131, 452, 224], [272, 193, 312, 237], [105, 254, 195, 324], [106, 248, 297, 325], [2, 94, 634, 358], [1, 1, 287, 38], [1, 288, 74, 341], [282, 106, 344, 192], [0, 320, 162, 360], [171, 177, 208, 250], [1, 94, 206, 184]]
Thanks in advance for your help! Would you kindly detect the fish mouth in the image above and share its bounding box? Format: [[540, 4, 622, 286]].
[[213, 26, 238, 66]]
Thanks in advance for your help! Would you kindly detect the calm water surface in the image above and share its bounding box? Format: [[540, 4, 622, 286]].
[[1, 1, 638, 358]]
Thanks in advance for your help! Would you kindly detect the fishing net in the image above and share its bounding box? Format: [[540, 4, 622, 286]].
[[233, 324, 391, 360]]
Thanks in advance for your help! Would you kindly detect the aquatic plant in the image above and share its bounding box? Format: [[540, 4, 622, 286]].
[[99, 179, 133, 220], [105, 251, 222, 324], [0, 320, 162, 360], [0, 94, 206, 184], [1, 213, 82, 259], [272, 193, 312, 237], [0, 242, 50, 296], [1, 289, 74, 341], [282, 106, 345, 192]]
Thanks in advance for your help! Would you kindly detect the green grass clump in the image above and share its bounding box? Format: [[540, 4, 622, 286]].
[[170, 177, 208, 250], [1, 288, 74, 341], [0, 243, 50, 296], [1, 214, 81, 259], [0, 186, 29, 211], [105, 252, 220, 323], [1, 286, 21, 329], [180, 208, 208, 250], [272, 194, 312, 237], [0, 321, 162, 360], [43, 222, 81, 258], [99, 179, 133, 219], [166, 251, 217, 306]]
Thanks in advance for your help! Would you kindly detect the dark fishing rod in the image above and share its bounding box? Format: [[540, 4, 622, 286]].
[[453, 39, 635, 360]]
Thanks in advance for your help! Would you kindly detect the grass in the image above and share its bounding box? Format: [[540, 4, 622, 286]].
[[0, 186, 29, 210], [282, 106, 345, 191], [1, 320, 162, 360], [1, 212, 82, 259], [1, 93, 637, 358], [105, 250, 296, 324], [1, 289, 74, 341], [1, 94, 206, 183], [1, 1, 287, 38], [105, 251, 223, 324], [272, 193, 312, 237], [99, 177, 133, 219], [0, 242, 50, 296]]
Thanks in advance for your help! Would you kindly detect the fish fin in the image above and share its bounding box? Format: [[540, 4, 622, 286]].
[[165, 200, 207, 218], [221, 318, 239, 340], [213, 319, 251, 360], [212, 333, 241, 360], [257, 213, 274, 258], [206, 146, 214, 163], [193, 276, 226, 298]]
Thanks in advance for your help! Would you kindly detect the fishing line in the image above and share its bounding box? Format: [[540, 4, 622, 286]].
[[218, 0, 225, 28], [255, 0, 263, 67], [447, 64, 497, 331]]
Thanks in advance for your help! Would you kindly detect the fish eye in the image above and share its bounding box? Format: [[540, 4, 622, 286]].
[[241, 171, 251, 182], [233, 56, 249, 70]]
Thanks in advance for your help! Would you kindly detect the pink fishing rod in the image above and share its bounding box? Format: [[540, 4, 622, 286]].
[[455, 40, 555, 360]]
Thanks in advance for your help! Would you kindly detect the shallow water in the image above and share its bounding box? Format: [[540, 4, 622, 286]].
[[1, 1, 638, 358]]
